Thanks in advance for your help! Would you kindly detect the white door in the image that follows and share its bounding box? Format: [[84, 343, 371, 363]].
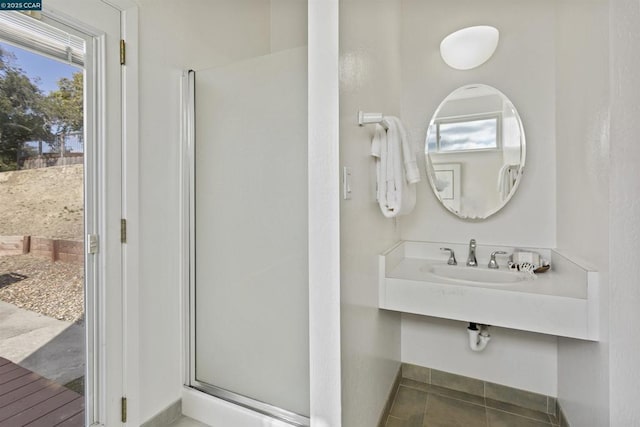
[[42, 1, 125, 425]]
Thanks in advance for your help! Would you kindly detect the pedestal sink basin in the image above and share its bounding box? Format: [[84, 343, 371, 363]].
[[423, 264, 532, 285]]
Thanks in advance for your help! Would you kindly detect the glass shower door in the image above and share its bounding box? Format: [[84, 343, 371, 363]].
[[187, 45, 309, 425]]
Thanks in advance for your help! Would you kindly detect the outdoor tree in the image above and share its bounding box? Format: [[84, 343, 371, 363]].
[[0, 46, 51, 171], [44, 71, 83, 150]]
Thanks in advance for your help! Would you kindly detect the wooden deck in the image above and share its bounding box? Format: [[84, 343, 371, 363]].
[[0, 357, 83, 426]]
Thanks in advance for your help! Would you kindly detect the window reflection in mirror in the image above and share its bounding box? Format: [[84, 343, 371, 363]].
[[425, 84, 526, 220], [428, 115, 500, 152]]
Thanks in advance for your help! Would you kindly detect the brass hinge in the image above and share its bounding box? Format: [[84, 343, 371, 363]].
[[121, 397, 127, 423], [120, 219, 127, 244], [120, 39, 126, 65]]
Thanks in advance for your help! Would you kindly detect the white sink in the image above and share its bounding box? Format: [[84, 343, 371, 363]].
[[379, 241, 600, 341], [423, 264, 532, 285]]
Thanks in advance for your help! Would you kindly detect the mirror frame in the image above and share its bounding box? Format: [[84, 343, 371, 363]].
[[425, 84, 526, 220]]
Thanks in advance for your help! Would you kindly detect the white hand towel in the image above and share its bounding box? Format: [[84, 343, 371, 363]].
[[371, 124, 387, 209], [386, 116, 421, 184], [370, 116, 420, 217]]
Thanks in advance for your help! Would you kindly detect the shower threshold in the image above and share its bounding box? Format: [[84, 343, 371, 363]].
[[191, 381, 310, 427]]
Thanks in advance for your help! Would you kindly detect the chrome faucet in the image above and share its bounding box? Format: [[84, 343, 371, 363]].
[[488, 251, 508, 269], [467, 239, 478, 267], [440, 247, 457, 265]]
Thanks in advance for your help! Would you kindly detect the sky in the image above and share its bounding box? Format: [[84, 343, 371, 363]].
[[0, 41, 79, 94]]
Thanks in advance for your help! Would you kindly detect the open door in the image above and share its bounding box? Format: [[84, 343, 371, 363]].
[[37, 1, 126, 424]]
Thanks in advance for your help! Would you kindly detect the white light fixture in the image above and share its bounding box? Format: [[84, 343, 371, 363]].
[[440, 26, 499, 70]]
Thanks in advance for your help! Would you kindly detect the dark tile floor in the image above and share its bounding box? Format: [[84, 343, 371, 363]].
[[385, 378, 560, 427]]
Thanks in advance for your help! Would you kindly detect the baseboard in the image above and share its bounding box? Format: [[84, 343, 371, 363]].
[[140, 400, 182, 427], [557, 401, 571, 427], [400, 363, 557, 415], [141, 373, 570, 427], [377, 366, 402, 427]]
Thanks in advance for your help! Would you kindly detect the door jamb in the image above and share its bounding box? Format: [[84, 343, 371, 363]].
[[42, 1, 139, 424]]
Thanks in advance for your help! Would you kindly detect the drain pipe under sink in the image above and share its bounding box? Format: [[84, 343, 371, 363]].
[[467, 322, 491, 352]]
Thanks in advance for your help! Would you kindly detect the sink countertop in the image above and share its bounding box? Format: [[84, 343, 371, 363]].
[[379, 240, 599, 340], [387, 257, 586, 299]]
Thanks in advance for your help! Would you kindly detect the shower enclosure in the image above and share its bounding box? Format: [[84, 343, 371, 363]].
[[181, 3, 309, 425]]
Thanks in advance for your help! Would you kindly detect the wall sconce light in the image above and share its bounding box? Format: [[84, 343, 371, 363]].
[[440, 26, 499, 70]]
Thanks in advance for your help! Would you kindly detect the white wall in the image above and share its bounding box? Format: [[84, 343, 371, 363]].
[[609, 0, 640, 424], [270, 0, 306, 52], [339, 1, 403, 426], [399, 0, 556, 247], [402, 316, 558, 395], [308, 1, 342, 425], [397, 0, 559, 396], [137, 0, 295, 421], [554, 0, 610, 425]]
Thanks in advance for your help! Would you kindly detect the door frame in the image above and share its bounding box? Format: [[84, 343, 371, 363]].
[[39, 1, 139, 425]]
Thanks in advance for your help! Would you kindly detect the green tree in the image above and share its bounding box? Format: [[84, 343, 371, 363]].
[[0, 46, 50, 171], [44, 71, 83, 149]]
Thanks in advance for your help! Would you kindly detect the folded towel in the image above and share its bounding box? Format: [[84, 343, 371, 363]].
[[371, 116, 420, 217]]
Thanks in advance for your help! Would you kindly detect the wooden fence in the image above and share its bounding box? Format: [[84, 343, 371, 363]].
[[0, 235, 83, 264], [19, 153, 84, 170]]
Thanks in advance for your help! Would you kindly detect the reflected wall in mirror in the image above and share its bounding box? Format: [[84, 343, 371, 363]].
[[425, 84, 525, 219]]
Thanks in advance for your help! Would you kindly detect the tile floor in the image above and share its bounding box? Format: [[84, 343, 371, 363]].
[[165, 378, 561, 427], [385, 378, 560, 427]]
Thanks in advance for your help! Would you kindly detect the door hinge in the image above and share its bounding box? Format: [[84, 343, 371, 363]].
[[120, 39, 126, 65], [87, 234, 99, 254], [121, 397, 127, 423], [120, 219, 127, 244]]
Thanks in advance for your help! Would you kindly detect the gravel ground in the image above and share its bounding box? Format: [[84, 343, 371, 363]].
[[0, 254, 84, 324], [0, 166, 84, 324]]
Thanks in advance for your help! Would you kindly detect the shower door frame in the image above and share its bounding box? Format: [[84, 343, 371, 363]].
[[180, 70, 311, 427]]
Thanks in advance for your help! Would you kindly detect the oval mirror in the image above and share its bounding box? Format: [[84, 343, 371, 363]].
[[425, 84, 525, 219]]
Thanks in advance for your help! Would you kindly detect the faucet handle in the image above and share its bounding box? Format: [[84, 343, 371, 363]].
[[488, 251, 508, 269], [440, 248, 457, 265]]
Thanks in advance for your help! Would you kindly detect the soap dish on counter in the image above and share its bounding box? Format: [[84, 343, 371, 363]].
[[509, 251, 550, 274], [507, 261, 551, 274], [534, 265, 551, 273]]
